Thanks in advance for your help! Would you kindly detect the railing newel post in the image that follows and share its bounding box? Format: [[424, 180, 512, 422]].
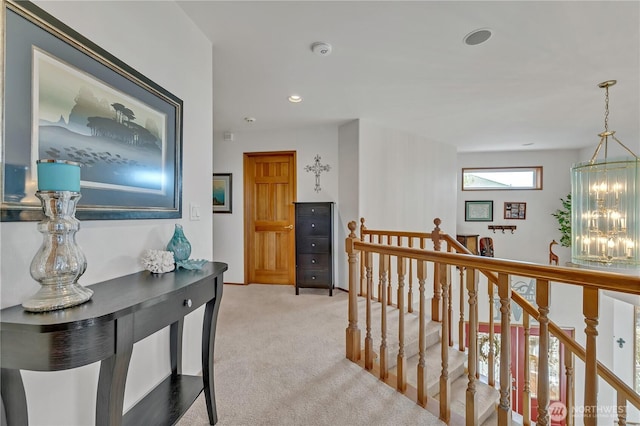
[[466, 267, 478, 425], [345, 221, 361, 362], [536, 279, 550, 426], [498, 273, 512, 424], [583, 287, 599, 426]]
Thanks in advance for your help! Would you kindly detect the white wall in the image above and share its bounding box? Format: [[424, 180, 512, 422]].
[[0, 2, 213, 424], [212, 126, 340, 285], [457, 149, 579, 265], [337, 120, 360, 290], [358, 120, 458, 235]]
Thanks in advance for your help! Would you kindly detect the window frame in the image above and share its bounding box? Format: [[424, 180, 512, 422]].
[[462, 166, 543, 191]]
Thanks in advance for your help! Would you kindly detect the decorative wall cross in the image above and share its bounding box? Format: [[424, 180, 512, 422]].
[[304, 154, 331, 192]]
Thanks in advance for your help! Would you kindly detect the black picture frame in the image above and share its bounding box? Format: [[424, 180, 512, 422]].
[[1, 0, 183, 221], [465, 200, 493, 222], [504, 202, 527, 220], [212, 173, 232, 213]]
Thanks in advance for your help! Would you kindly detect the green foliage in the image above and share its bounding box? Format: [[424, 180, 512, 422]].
[[551, 194, 572, 247]]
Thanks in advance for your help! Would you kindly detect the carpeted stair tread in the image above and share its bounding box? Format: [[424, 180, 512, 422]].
[[357, 298, 441, 367], [392, 344, 467, 396], [447, 376, 500, 425]]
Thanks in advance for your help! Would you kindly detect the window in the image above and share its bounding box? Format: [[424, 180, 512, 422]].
[[462, 166, 543, 191]]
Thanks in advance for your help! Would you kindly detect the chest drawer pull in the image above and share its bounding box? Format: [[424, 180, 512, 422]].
[[311, 223, 315, 228], [311, 243, 316, 247], [184, 299, 192, 308], [311, 259, 316, 264]]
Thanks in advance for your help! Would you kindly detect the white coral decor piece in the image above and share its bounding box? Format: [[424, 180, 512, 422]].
[[141, 249, 175, 273]]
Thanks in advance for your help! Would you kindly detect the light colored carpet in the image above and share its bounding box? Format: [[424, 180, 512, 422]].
[[177, 284, 444, 426]]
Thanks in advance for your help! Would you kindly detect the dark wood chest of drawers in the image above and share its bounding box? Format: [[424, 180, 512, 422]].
[[294, 202, 334, 296]]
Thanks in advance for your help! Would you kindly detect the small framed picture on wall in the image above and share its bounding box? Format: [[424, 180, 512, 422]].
[[465, 200, 493, 222], [504, 202, 526, 219], [212, 173, 232, 213]]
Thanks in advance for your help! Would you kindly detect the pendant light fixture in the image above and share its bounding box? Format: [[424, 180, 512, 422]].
[[571, 80, 639, 270]]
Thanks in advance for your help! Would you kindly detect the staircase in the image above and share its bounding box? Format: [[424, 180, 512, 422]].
[[358, 296, 499, 424]]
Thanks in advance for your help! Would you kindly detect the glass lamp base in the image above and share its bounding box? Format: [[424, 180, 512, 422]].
[[22, 282, 93, 312]]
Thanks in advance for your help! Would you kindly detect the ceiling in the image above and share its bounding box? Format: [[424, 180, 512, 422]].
[[178, 1, 640, 153]]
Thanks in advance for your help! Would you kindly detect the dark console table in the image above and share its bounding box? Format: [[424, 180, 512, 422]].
[[0, 261, 227, 426]]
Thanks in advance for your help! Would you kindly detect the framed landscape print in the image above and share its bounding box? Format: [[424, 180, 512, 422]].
[[1, 0, 183, 221], [212, 173, 232, 213], [465, 200, 493, 222]]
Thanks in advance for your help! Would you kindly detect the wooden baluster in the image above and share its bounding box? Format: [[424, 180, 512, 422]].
[[488, 281, 495, 388], [408, 237, 414, 313], [523, 312, 531, 426], [537, 279, 550, 426], [564, 349, 574, 426], [440, 261, 451, 423], [617, 393, 627, 426], [417, 259, 428, 407], [466, 267, 478, 425], [431, 219, 442, 322], [364, 252, 374, 370], [376, 235, 382, 301], [459, 266, 465, 352], [445, 254, 453, 347], [397, 256, 407, 392], [359, 218, 366, 297], [345, 221, 361, 362], [379, 254, 390, 380], [498, 273, 512, 423], [387, 235, 393, 306], [583, 287, 599, 426]]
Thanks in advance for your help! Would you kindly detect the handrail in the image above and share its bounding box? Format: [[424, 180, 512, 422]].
[[351, 241, 640, 293], [511, 291, 640, 410], [348, 219, 640, 423]]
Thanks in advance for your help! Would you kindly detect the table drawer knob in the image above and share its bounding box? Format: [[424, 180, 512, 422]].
[[184, 299, 192, 308], [311, 223, 315, 228], [311, 243, 316, 247], [311, 259, 316, 264], [311, 276, 316, 280]]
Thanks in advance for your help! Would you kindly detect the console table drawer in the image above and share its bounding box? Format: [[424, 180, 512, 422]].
[[134, 278, 216, 342]]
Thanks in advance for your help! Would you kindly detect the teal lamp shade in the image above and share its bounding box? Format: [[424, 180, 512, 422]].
[[37, 159, 81, 192]]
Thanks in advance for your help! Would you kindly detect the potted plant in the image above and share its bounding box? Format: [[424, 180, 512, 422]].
[[551, 193, 572, 247]]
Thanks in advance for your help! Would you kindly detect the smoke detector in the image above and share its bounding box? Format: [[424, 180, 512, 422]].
[[311, 42, 332, 56]]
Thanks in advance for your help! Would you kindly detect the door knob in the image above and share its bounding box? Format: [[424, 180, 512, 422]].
[[284, 225, 293, 230]]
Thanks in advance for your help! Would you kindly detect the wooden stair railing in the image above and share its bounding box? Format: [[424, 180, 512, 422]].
[[346, 218, 640, 425]]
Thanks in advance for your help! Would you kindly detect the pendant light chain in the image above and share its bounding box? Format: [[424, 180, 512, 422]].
[[603, 84, 610, 133]]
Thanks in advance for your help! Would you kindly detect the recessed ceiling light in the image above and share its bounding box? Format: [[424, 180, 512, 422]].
[[288, 95, 303, 103], [464, 28, 492, 46], [244, 117, 256, 123]]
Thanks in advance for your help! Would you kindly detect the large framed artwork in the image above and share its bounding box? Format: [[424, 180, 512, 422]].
[[1, 0, 183, 221]]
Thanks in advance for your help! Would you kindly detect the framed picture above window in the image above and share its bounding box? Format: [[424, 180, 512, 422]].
[[504, 202, 526, 220], [212, 173, 232, 213], [465, 200, 493, 222]]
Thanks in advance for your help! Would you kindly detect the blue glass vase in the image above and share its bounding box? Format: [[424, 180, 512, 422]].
[[167, 224, 191, 262]]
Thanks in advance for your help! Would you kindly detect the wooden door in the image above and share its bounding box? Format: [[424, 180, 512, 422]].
[[244, 151, 296, 284]]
